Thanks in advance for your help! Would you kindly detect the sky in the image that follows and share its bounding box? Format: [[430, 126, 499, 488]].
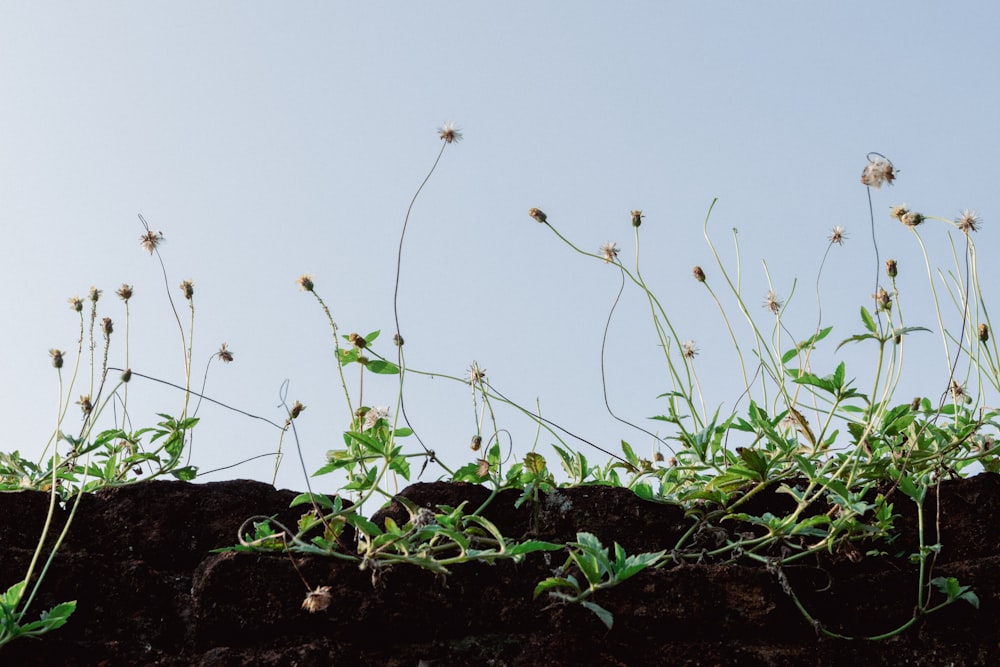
[[2, 3, 998, 494]]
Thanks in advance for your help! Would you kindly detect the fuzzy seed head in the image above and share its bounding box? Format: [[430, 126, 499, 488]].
[[890, 204, 909, 221], [467, 361, 487, 385], [363, 406, 389, 431], [631, 210, 644, 227], [763, 290, 782, 315], [438, 122, 463, 144], [77, 395, 93, 415], [49, 348, 64, 369], [528, 208, 547, 223], [88, 286, 102, 303], [216, 342, 234, 363], [412, 507, 436, 530], [901, 211, 925, 228], [828, 226, 847, 245], [140, 229, 164, 254], [116, 283, 133, 301], [886, 259, 898, 278], [297, 274, 315, 292], [874, 286, 892, 311], [682, 340, 699, 359], [179, 280, 194, 300], [599, 241, 620, 263], [861, 156, 896, 189], [692, 266, 706, 283], [956, 209, 982, 234], [979, 323, 989, 343], [348, 333, 367, 349], [101, 317, 113, 337], [290, 400, 305, 419], [68, 296, 84, 312], [301, 586, 333, 613]]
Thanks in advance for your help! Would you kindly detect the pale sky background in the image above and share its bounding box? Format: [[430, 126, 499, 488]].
[[2, 3, 998, 493]]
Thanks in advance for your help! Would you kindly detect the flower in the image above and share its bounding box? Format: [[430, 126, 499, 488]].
[[901, 211, 924, 227], [528, 208, 547, 223], [216, 342, 234, 363], [763, 290, 782, 315], [956, 209, 981, 234], [886, 259, 898, 278], [68, 296, 84, 312], [290, 400, 305, 419], [296, 274, 315, 292], [88, 286, 102, 303], [692, 266, 706, 283], [467, 361, 487, 385], [301, 586, 333, 613], [599, 241, 620, 263], [363, 406, 389, 431], [861, 156, 896, 189], [179, 280, 194, 300], [140, 229, 164, 254], [116, 284, 133, 301], [631, 210, 644, 227], [828, 226, 847, 245], [438, 122, 463, 144], [890, 204, 909, 221], [874, 286, 892, 311], [49, 349, 64, 369], [682, 340, 699, 359]]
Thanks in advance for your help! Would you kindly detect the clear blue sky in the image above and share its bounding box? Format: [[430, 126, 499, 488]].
[[2, 3, 998, 492]]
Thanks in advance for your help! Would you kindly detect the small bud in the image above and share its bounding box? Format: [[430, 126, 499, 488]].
[[393, 333, 404, 347], [528, 208, 547, 223], [476, 459, 491, 477], [179, 280, 194, 300], [88, 286, 102, 303], [297, 274, 315, 292], [979, 323, 989, 343], [692, 266, 706, 282], [910, 397, 922, 411], [885, 259, 897, 278], [348, 333, 367, 349], [470, 434, 482, 451], [653, 451, 664, 463], [290, 401, 305, 419], [631, 210, 644, 227], [121, 368, 132, 383], [668, 456, 677, 467], [49, 349, 64, 369], [357, 355, 370, 366], [68, 296, 84, 312]]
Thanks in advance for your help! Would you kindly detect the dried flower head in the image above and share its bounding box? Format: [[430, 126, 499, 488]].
[[890, 204, 909, 221], [653, 451, 665, 463], [116, 283, 133, 301], [363, 406, 389, 431], [347, 333, 367, 349], [682, 340, 699, 359], [668, 456, 677, 467], [874, 286, 892, 311], [88, 286, 102, 303], [49, 349, 64, 369], [828, 226, 847, 245], [393, 333, 404, 347], [528, 208, 547, 223], [179, 280, 194, 300], [631, 210, 644, 227], [950, 379, 970, 404], [216, 342, 234, 363], [121, 367, 132, 383], [910, 397, 922, 412], [861, 156, 896, 189], [301, 586, 333, 613], [692, 266, 706, 283], [956, 209, 981, 234], [886, 259, 898, 278], [763, 290, 782, 315], [438, 122, 463, 144], [901, 211, 925, 228], [290, 400, 305, 419], [101, 317, 113, 337], [599, 241, 620, 263], [979, 323, 989, 343], [476, 459, 491, 477], [296, 274, 315, 292], [470, 434, 482, 451], [77, 395, 93, 415], [467, 361, 487, 385], [411, 507, 436, 530], [140, 229, 164, 254], [68, 296, 83, 312]]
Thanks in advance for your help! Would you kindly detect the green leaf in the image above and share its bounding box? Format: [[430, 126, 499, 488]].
[[620, 440, 639, 468], [366, 359, 399, 374], [505, 540, 565, 557], [533, 576, 580, 599], [289, 492, 337, 510], [581, 600, 614, 630], [860, 306, 877, 334], [170, 466, 198, 481]]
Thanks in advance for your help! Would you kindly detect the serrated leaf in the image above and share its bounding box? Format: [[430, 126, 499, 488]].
[[860, 306, 877, 333]]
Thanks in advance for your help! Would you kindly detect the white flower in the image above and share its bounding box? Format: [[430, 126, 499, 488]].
[[861, 156, 896, 189], [438, 122, 463, 144], [828, 226, 847, 245], [599, 241, 620, 263], [363, 406, 390, 431], [682, 340, 699, 359]]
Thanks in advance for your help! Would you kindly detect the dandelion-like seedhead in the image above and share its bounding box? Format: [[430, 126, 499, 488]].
[[140, 230, 164, 254], [682, 340, 699, 359], [216, 342, 234, 363], [296, 274, 315, 292], [88, 286, 102, 303], [116, 283, 133, 301], [890, 204, 909, 221], [438, 122, 463, 144], [950, 379, 970, 404], [861, 156, 896, 189], [528, 208, 547, 223], [956, 209, 982, 234], [467, 361, 487, 385], [179, 280, 194, 300], [68, 296, 83, 312], [600, 241, 620, 263], [301, 586, 333, 613], [828, 226, 847, 245], [412, 507, 436, 530], [290, 400, 306, 419], [631, 210, 644, 227], [763, 290, 782, 315]]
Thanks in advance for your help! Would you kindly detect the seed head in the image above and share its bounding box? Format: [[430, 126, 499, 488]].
[[978, 323, 989, 343], [861, 156, 896, 189], [631, 210, 644, 227], [179, 280, 194, 300], [470, 434, 482, 451], [290, 400, 305, 419], [88, 286, 102, 303], [101, 317, 113, 337], [49, 349, 64, 369], [140, 229, 164, 254], [828, 226, 847, 245], [301, 586, 333, 613], [901, 211, 924, 228], [68, 296, 83, 312], [956, 209, 981, 234], [692, 266, 706, 283], [438, 122, 463, 144], [885, 259, 898, 278], [121, 367, 132, 383], [348, 333, 367, 349], [763, 290, 782, 315], [216, 342, 234, 363], [950, 379, 970, 404], [890, 204, 909, 221], [393, 333, 404, 347], [296, 274, 315, 292], [682, 340, 699, 359], [77, 395, 93, 415], [653, 451, 664, 463], [467, 361, 487, 385], [528, 208, 547, 223], [599, 241, 620, 263], [874, 286, 892, 311], [116, 283, 133, 301]]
